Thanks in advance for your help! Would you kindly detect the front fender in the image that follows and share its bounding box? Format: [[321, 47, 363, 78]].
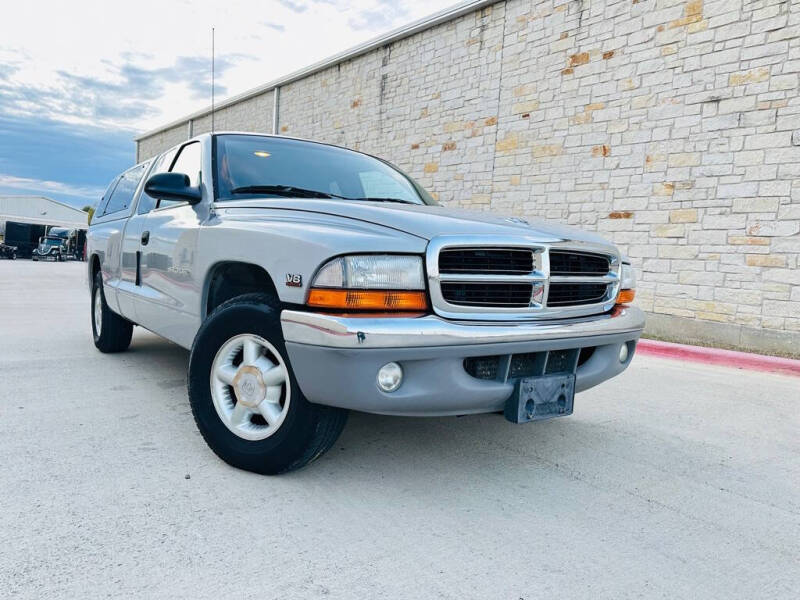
[[196, 208, 427, 306]]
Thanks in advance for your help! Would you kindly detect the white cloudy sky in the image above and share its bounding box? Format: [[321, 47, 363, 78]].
[[0, 0, 458, 206]]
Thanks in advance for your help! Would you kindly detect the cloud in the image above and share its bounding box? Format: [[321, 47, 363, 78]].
[[0, 174, 104, 199], [0, 51, 248, 129], [173, 55, 239, 99], [0, 64, 18, 81], [262, 21, 286, 32], [348, 1, 410, 31], [0, 113, 134, 207], [278, 0, 308, 13], [58, 53, 244, 108]]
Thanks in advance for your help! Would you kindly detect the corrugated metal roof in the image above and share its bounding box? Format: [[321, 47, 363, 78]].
[[0, 196, 89, 229], [134, 0, 496, 141]]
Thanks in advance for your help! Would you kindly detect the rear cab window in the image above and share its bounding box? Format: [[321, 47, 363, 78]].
[[94, 176, 121, 220], [102, 163, 148, 217]]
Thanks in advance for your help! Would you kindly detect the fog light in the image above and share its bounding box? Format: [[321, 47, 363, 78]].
[[377, 362, 403, 392], [619, 344, 629, 363]]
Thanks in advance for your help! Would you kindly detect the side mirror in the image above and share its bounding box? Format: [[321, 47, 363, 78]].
[[144, 172, 202, 205]]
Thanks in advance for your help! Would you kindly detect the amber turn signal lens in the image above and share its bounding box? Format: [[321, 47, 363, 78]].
[[308, 289, 428, 311], [616, 289, 636, 304]]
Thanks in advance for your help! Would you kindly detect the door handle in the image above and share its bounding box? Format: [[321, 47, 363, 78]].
[[141, 231, 150, 246]]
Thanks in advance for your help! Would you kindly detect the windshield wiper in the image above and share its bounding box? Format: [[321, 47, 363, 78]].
[[230, 185, 344, 199], [230, 186, 416, 204], [349, 197, 416, 204]]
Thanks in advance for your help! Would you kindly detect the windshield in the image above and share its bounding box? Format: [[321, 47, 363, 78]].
[[214, 134, 436, 205]]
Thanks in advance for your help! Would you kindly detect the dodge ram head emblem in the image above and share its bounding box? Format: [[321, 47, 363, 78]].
[[285, 273, 303, 287]]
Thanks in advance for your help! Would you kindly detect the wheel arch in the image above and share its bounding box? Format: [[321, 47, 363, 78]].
[[202, 261, 280, 318], [89, 253, 101, 290]]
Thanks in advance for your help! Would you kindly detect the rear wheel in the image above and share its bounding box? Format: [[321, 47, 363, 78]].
[[91, 272, 133, 353], [188, 294, 347, 474]]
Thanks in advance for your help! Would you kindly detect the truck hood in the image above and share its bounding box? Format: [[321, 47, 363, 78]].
[[215, 199, 612, 246]]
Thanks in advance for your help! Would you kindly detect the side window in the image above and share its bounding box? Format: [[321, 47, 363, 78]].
[[153, 142, 201, 210], [103, 163, 147, 216], [95, 176, 120, 220], [171, 142, 201, 187], [137, 148, 178, 214]]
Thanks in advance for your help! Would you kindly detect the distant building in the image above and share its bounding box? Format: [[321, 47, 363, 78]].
[[0, 196, 89, 230]]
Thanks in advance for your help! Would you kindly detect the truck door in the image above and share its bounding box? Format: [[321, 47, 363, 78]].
[[134, 141, 205, 347], [117, 151, 174, 322], [90, 165, 147, 315]]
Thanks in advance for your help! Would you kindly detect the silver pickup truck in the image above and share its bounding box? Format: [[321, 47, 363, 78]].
[[88, 132, 644, 474]]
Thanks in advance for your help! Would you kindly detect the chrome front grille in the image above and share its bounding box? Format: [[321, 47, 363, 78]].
[[427, 236, 621, 320]]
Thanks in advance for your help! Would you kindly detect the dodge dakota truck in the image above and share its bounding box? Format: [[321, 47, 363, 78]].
[[88, 132, 644, 474]]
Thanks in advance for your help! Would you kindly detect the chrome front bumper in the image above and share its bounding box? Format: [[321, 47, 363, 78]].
[[280, 305, 645, 349], [280, 306, 645, 417]]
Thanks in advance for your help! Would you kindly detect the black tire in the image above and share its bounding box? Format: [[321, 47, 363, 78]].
[[91, 272, 133, 353], [188, 293, 348, 475], [10, 252, 15, 260]]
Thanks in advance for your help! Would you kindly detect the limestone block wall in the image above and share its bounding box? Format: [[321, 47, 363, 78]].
[[192, 91, 274, 136], [136, 0, 800, 355], [136, 123, 188, 163]]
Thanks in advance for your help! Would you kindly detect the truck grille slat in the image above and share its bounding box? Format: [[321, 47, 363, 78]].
[[549, 251, 610, 276], [547, 283, 609, 306], [441, 282, 532, 307], [439, 248, 533, 275]]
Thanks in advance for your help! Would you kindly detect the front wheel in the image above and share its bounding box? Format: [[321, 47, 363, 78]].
[[91, 272, 133, 353], [188, 294, 347, 474]]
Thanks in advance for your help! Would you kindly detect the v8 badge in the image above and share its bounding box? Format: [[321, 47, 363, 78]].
[[285, 273, 303, 287]]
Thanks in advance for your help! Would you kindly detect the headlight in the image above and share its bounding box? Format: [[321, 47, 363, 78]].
[[313, 255, 425, 289], [308, 254, 428, 311], [616, 262, 636, 304]]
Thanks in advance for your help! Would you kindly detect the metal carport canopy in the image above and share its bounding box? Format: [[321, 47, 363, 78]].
[[0, 196, 89, 230]]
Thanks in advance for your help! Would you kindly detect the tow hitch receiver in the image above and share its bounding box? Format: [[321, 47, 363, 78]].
[[505, 373, 575, 423]]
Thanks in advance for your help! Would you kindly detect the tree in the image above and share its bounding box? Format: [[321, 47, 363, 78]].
[[82, 205, 95, 224]]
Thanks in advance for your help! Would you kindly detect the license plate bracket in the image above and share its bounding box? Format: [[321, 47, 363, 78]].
[[504, 373, 575, 424]]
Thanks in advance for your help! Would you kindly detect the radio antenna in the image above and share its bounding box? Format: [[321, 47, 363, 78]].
[[211, 27, 215, 133]]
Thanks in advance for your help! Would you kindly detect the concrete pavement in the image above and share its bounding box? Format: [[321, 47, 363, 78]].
[[1, 260, 798, 599]]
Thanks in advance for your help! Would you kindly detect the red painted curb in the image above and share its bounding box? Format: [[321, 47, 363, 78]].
[[636, 339, 800, 378]]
